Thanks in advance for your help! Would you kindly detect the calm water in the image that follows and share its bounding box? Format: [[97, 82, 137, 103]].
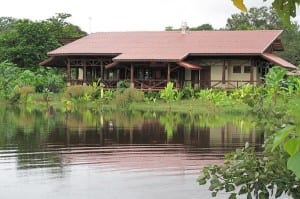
[[0, 105, 263, 199]]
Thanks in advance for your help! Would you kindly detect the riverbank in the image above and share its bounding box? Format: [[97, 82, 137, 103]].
[[2, 92, 252, 116]]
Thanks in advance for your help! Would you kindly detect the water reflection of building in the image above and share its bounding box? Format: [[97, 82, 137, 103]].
[[42, 116, 264, 172], [52, 119, 263, 150]]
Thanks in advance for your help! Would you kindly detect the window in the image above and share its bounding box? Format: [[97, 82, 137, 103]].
[[244, 66, 252, 73], [233, 65, 241, 73]]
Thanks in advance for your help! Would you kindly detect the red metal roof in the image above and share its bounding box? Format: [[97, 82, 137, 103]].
[[44, 30, 297, 69], [261, 53, 296, 69], [48, 30, 283, 61]]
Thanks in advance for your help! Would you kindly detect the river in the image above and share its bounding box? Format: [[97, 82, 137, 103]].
[[0, 105, 263, 198]]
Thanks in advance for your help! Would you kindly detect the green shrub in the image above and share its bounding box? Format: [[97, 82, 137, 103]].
[[35, 70, 65, 93], [17, 68, 65, 93], [160, 82, 182, 102], [117, 80, 130, 89], [286, 75, 300, 95], [0, 62, 21, 99], [103, 89, 115, 102], [144, 91, 160, 103], [181, 84, 194, 99], [8, 92, 21, 103], [264, 66, 288, 105], [114, 88, 144, 108], [64, 85, 95, 101], [0, 62, 64, 100], [230, 84, 262, 106], [195, 89, 228, 105], [18, 86, 35, 96], [9, 86, 35, 103]]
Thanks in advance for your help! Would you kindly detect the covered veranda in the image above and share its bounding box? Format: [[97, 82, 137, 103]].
[[40, 56, 202, 90]]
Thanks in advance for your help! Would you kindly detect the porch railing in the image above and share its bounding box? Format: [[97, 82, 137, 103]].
[[70, 79, 259, 90], [193, 80, 259, 89], [99, 79, 179, 90], [101, 79, 119, 88], [135, 79, 179, 90]]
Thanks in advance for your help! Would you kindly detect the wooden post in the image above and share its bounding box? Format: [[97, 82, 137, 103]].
[[198, 69, 201, 88], [83, 60, 87, 85], [167, 63, 171, 82], [117, 69, 120, 81], [250, 60, 254, 84], [130, 63, 134, 88], [92, 68, 96, 81], [100, 60, 104, 80], [75, 68, 79, 83], [222, 60, 226, 84], [67, 58, 71, 86]]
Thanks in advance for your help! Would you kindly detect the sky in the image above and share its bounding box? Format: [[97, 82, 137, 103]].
[[1, 0, 299, 33]]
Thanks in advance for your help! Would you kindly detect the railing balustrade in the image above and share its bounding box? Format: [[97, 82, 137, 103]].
[[68, 78, 259, 90]]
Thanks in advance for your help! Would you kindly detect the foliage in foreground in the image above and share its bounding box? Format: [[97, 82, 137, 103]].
[[198, 115, 300, 198], [231, 0, 300, 25], [198, 142, 300, 199], [198, 66, 300, 198]]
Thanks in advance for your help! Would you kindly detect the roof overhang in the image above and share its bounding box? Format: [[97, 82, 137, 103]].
[[261, 53, 296, 69], [177, 61, 202, 70], [105, 61, 119, 69], [39, 56, 66, 67], [39, 57, 55, 66], [47, 53, 119, 57]]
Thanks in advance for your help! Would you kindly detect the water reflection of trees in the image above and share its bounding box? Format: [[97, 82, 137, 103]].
[[0, 105, 65, 174], [0, 105, 263, 172]]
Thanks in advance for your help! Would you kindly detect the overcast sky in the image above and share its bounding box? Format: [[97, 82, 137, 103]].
[[1, 0, 299, 33]]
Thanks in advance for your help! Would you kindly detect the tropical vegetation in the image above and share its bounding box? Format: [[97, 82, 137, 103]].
[[0, 13, 85, 101], [0, 6, 300, 199], [198, 66, 300, 199]]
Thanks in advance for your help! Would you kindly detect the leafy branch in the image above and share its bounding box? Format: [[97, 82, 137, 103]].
[[231, 0, 300, 25]]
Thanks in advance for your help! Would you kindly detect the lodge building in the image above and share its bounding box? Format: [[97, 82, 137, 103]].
[[40, 30, 296, 90]]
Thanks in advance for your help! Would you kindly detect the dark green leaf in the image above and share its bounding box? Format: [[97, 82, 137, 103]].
[[272, 125, 295, 151], [275, 188, 284, 197], [211, 192, 217, 197], [287, 152, 300, 178], [198, 178, 207, 185], [247, 192, 252, 199], [238, 185, 248, 195], [258, 191, 268, 199], [284, 137, 300, 156], [225, 184, 235, 192], [229, 193, 237, 199]]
